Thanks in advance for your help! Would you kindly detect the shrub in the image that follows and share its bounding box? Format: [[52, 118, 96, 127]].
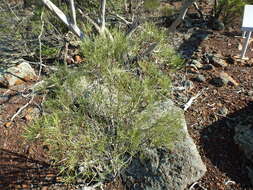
[[24, 22, 183, 184], [214, 0, 253, 25]]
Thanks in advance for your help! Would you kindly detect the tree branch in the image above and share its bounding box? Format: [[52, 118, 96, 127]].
[[168, 0, 197, 33]]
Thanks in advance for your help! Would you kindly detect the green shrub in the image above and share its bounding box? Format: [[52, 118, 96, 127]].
[[24, 22, 183, 184], [214, 0, 253, 25]]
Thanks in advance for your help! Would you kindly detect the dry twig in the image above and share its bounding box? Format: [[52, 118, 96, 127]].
[[183, 89, 205, 111], [38, 9, 45, 80], [10, 95, 35, 122]]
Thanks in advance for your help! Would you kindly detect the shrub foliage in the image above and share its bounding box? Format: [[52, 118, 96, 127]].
[[24, 22, 183, 184]]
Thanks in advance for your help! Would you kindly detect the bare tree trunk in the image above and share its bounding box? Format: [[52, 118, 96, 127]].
[[124, 0, 128, 12], [128, 0, 132, 14], [41, 0, 84, 39], [69, 0, 77, 26], [168, 0, 197, 33], [100, 0, 106, 33]]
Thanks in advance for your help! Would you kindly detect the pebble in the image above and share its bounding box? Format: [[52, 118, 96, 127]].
[[212, 19, 225, 31], [211, 72, 239, 87], [195, 74, 206, 82], [219, 72, 239, 86], [226, 56, 235, 64], [202, 64, 215, 70], [211, 77, 228, 87], [247, 90, 253, 96], [191, 59, 203, 69], [211, 57, 228, 67], [218, 107, 228, 116], [183, 80, 194, 91]]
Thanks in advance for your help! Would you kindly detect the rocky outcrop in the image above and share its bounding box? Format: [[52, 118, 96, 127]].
[[122, 100, 206, 190], [0, 62, 36, 87], [234, 116, 253, 185]]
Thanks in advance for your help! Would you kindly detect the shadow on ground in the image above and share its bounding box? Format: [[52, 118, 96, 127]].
[[200, 101, 253, 189], [0, 149, 61, 189]]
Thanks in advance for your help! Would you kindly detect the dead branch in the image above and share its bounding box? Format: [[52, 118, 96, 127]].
[[193, 2, 204, 20], [125, 43, 158, 65], [78, 8, 113, 41], [10, 95, 35, 122], [112, 13, 132, 25], [183, 89, 204, 111], [38, 9, 45, 80], [169, 0, 197, 33]]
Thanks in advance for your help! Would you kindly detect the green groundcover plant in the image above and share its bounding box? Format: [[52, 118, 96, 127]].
[[24, 22, 184, 184], [215, 0, 253, 25]]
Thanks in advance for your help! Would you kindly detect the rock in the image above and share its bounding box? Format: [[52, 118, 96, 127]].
[[247, 90, 253, 96], [211, 72, 239, 87], [74, 55, 83, 64], [0, 62, 36, 88], [226, 56, 235, 64], [4, 122, 12, 128], [211, 77, 227, 87], [23, 107, 40, 121], [183, 80, 194, 91], [219, 72, 239, 86], [196, 33, 209, 41], [218, 107, 228, 116], [202, 64, 215, 70], [212, 20, 225, 31], [234, 116, 253, 185], [210, 57, 228, 67], [191, 60, 203, 69], [194, 74, 206, 82], [238, 43, 243, 51], [234, 119, 253, 161], [122, 100, 206, 190]]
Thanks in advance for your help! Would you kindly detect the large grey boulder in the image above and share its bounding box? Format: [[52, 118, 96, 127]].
[[234, 119, 253, 161], [234, 116, 253, 185], [0, 62, 36, 87], [64, 76, 206, 189], [122, 100, 206, 190]]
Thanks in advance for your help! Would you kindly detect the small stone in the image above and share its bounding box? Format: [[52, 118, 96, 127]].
[[196, 33, 209, 41], [66, 55, 74, 64], [238, 43, 243, 51], [23, 107, 40, 121], [211, 77, 227, 87], [247, 90, 253, 96], [219, 72, 239, 86], [4, 122, 12, 128], [195, 74, 206, 82], [218, 107, 228, 116], [187, 67, 199, 74], [226, 56, 235, 64], [212, 19, 225, 31], [211, 57, 228, 67], [74, 55, 83, 64], [183, 80, 194, 91], [191, 60, 203, 69], [202, 64, 215, 70]]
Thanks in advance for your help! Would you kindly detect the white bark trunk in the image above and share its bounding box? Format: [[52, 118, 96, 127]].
[[41, 0, 84, 39], [69, 0, 77, 26], [100, 0, 106, 33]]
